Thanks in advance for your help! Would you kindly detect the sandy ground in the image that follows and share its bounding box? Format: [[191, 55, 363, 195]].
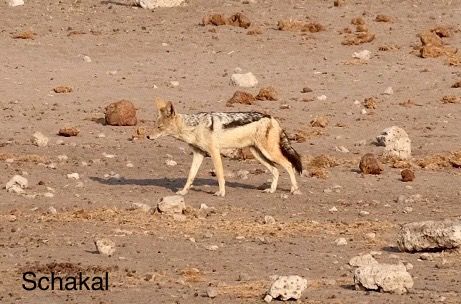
[[1, 0, 461, 303]]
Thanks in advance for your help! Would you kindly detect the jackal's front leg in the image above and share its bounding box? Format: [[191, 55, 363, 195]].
[[176, 151, 204, 196], [209, 146, 226, 197]]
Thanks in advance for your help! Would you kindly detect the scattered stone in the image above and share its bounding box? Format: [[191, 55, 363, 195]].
[[169, 80, 180, 87], [31, 132, 49, 147], [131, 202, 152, 213], [310, 116, 329, 128], [342, 32, 375, 45], [329, 206, 338, 212], [353, 50, 371, 60], [230, 72, 258, 88], [441, 95, 460, 104], [8, 0, 24, 7], [363, 97, 377, 109], [264, 294, 273, 303], [256, 86, 278, 101], [354, 263, 413, 294], [247, 28, 263, 35], [165, 159, 177, 167], [205, 245, 219, 251], [268, 275, 307, 301], [58, 127, 80, 137], [317, 95, 327, 101], [451, 80, 461, 88], [335, 237, 348, 246], [226, 90, 256, 106], [5, 175, 28, 194], [277, 19, 324, 33], [349, 254, 378, 267], [397, 219, 461, 252], [47, 206, 58, 215], [376, 126, 411, 160], [12, 30, 35, 39], [384, 86, 394, 95], [333, 0, 345, 7], [94, 238, 116, 256], [264, 215, 276, 225], [359, 210, 370, 216], [301, 87, 313, 93], [419, 252, 433, 261], [375, 14, 391, 22], [134, 0, 185, 8], [365, 232, 376, 240], [401, 169, 415, 182], [335, 146, 349, 153], [359, 153, 383, 175], [105, 100, 137, 126], [83, 55, 92, 63], [201, 12, 251, 29], [206, 287, 218, 298], [65, 173, 80, 182], [53, 86, 73, 94], [158, 195, 185, 214]]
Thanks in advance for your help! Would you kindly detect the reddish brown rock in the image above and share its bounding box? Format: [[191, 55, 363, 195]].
[[58, 127, 80, 137], [105, 100, 137, 126], [401, 169, 415, 182], [359, 153, 383, 175], [255, 86, 278, 101], [226, 91, 256, 107]]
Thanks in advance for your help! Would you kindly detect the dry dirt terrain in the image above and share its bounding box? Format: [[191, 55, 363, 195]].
[[1, 0, 461, 303]]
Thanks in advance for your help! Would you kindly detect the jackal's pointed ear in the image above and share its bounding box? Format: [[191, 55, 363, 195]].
[[155, 97, 175, 117]]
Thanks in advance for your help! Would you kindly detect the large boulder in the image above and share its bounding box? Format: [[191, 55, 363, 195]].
[[376, 126, 411, 160], [354, 263, 413, 294], [397, 219, 461, 252], [266, 275, 307, 301]]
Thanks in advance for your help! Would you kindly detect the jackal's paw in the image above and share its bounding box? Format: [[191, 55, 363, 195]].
[[290, 188, 302, 195], [176, 189, 188, 196], [213, 191, 226, 197], [262, 188, 276, 194]]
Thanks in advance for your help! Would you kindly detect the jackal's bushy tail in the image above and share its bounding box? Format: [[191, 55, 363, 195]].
[[279, 131, 303, 174]]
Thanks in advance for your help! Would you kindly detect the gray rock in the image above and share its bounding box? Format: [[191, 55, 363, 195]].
[[230, 72, 258, 88], [354, 263, 414, 294], [268, 275, 307, 301], [206, 287, 218, 298], [397, 219, 461, 252], [31, 132, 49, 147], [158, 195, 185, 214], [349, 254, 378, 267], [6, 175, 28, 194], [376, 126, 411, 160], [94, 238, 116, 256]]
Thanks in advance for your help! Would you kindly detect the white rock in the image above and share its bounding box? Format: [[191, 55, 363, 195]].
[[169, 81, 180, 87], [135, 0, 185, 9], [31, 132, 49, 147], [329, 206, 338, 212], [94, 238, 116, 256], [353, 50, 371, 60], [335, 146, 349, 153], [264, 294, 273, 303], [200, 203, 209, 210], [126, 162, 134, 168], [397, 219, 461, 252], [165, 159, 177, 166], [384, 86, 394, 95], [48, 206, 57, 214], [205, 245, 219, 251], [67, 173, 80, 180], [158, 195, 185, 214], [206, 287, 218, 298], [131, 202, 152, 213], [335, 237, 348, 246], [268, 275, 307, 301], [8, 0, 24, 7], [83, 55, 92, 63], [43, 192, 55, 198], [349, 254, 378, 267], [264, 215, 276, 225], [365, 232, 376, 240], [5, 175, 28, 193], [354, 263, 414, 294], [230, 72, 258, 88], [376, 126, 411, 160], [359, 210, 370, 216], [317, 95, 327, 101], [361, 108, 367, 115]]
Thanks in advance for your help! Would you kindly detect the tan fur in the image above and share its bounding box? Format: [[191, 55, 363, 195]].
[[148, 99, 301, 197]]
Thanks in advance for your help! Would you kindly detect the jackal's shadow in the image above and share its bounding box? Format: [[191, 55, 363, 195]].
[[90, 176, 258, 192]]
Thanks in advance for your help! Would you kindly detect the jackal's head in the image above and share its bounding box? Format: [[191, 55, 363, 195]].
[[147, 98, 179, 140]]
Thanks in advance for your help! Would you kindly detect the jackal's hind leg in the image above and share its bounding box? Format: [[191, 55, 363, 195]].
[[249, 147, 279, 193], [177, 151, 204, 195]]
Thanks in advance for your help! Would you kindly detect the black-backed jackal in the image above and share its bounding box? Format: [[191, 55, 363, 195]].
[[148, 98, 303, 197]]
